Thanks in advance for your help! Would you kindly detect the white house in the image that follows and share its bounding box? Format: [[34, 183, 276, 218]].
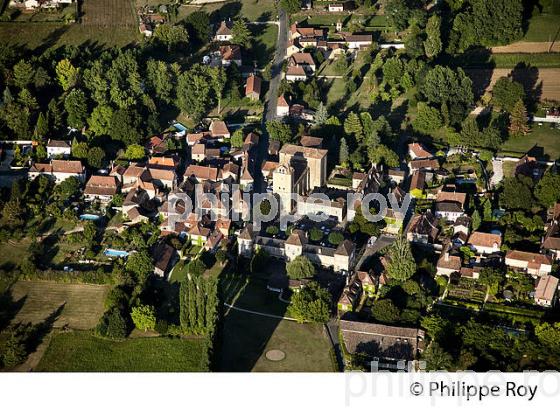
[[328, 3, 344, 12], [505, 250, 553, 277], [534, 275, 559, 307], [277, 95, 290, 117], [28, 160, 85, 184], [46, 139, 71, 158], [285, 65, 308, 82], [468, 232, 502, 255], [215, 21, 233, 42]]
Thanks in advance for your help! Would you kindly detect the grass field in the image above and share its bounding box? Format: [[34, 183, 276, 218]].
[[9, 281, 109, 330], [36, 331, 209, 371], [248, 22, 277, 67], [219, 309, 334, 371], [180, 0, 277, 22], [523, 13, 560, 42], [0, 0, 139, 49], [0, 238, 31, 270], [500, 125, 560, 160]]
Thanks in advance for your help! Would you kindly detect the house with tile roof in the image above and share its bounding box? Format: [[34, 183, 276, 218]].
[[468, 231, 502, 255], [534, 275, 559, 307], [28, 160, 85, 183], [505, 250, 553, 277]]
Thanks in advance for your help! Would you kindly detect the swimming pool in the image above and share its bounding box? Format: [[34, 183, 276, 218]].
[[174, 122, 187, 132], [80, 214, 101, 221], [104, 249, 129, 258]]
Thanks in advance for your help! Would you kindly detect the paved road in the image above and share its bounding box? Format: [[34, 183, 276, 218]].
[[491, 158, 503, 187], [254, 7, 288, 193]]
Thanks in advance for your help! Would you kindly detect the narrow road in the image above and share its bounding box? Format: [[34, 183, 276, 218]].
[[254, 6, 288, 193]]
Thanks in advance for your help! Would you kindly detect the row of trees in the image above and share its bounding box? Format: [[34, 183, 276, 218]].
[[179, 275, 219, 335]]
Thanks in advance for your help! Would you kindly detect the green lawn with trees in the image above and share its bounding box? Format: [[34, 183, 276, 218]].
[[36, 331, 209, 371]]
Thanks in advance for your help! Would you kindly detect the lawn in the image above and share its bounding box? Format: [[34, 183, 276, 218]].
[[9, 281, 110, 330], [523, 13, 560, 42], [248, 22, 278, 67], [36, 331, 209, 371], [219, 309, 334, 371], [325, 78, 347, 109], [0, 238, 31, 271], [179, 0, 277, 22], [500, 125, 560, 160]]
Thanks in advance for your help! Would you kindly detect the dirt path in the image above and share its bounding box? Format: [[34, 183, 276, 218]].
[[491, 41, 560, 53]]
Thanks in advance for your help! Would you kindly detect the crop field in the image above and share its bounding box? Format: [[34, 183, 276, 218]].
[[466, 67, 560, 101], [36, 331, 209, 371], [81, 0, 136, 27], [9, 281, 109, 330]]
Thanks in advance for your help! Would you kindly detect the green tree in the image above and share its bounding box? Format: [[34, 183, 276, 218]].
[[231, 19, 251, 47], [404, 23, 424, 59], [385, 0, 411, 32], [54, 176, 81, 201], [266, 120, 292, 144], [55, 59, 79, 91], [287, 282, 331, 323], [508, 99, 529, 138], [96, 308, 127, 339], [88, 105, 113, 136], [339, 137, 349, 166], [479, 267, 503, 287], [131, 304, 156, 332], [279, 0, 301, 14], [385, 236, 416, 281], [87, 147, 105, 168], [535, 171, 560, 208], [309, 227, 324, 242], [500, 176, 534, 211], [286, 255, 315, 280], [372, 299, 400, 323], [64, 89, 88, 129], [18, 89, 38, 110], [34, 112, 49, 140], [184, 11, 211, 44], [1, 331, 27, 368], [145, 60, 174, 104], [328, 231, 344, 246], [424, 15, 442, 58], [471, 209, 481, 231], [314, 102, 328, 126], [368, 144, 399, 167], [412, 102, 443, 134], [124, 144, 145, 160], [421, 314, 450, 341], [492, 77, 525, 112], [109, 108, 142, 145], [153, 24, 189, 51], [231, 128, 244, 148], [13, 60, 34, 89], [188, 258, 207, 277], [107, 51, 143, 109], [344, 112, 363, 142], [126, 250, 153, 284], [177, 65, 213, 121], [422, 342, 453, 370]]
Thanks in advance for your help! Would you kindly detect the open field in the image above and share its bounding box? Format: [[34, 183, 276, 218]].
[[81, 0, 136, 28], [36, 331, 209, 371], [500, 125, 560, 160], [0, 238, 31, 270], [9, 281, 109, 329], [248, 22, 277, 67], [180, 0, 277, 22], [491, 42, 560, 53], [523, 13, 560, 43], [219, 309, 334, 371], [0, 0, 139, 49], [466, 67, 560, 101]]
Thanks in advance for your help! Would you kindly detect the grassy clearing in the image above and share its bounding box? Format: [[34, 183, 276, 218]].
[[219, 308, 333, 371], [524, 13, 560, 42], [491, 53, 560, 68], [9, 281, 109, 330], [36, 331, 209, 371], [0, 238, 31, 270], [500, 125, 560, 160], [248, 22, 277, 67]]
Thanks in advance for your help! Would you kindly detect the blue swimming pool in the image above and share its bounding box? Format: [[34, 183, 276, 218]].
[[80, 214, 101, 221], [104, 249, 129, 258], [174, 122, 187, 132]]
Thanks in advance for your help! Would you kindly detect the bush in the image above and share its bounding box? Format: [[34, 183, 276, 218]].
[[328, 231, 344, 245], [266, 225, 279, 236], [309, 227, 323, 242], [155, 320, 169, 335], [96, 308, 128, 339]]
